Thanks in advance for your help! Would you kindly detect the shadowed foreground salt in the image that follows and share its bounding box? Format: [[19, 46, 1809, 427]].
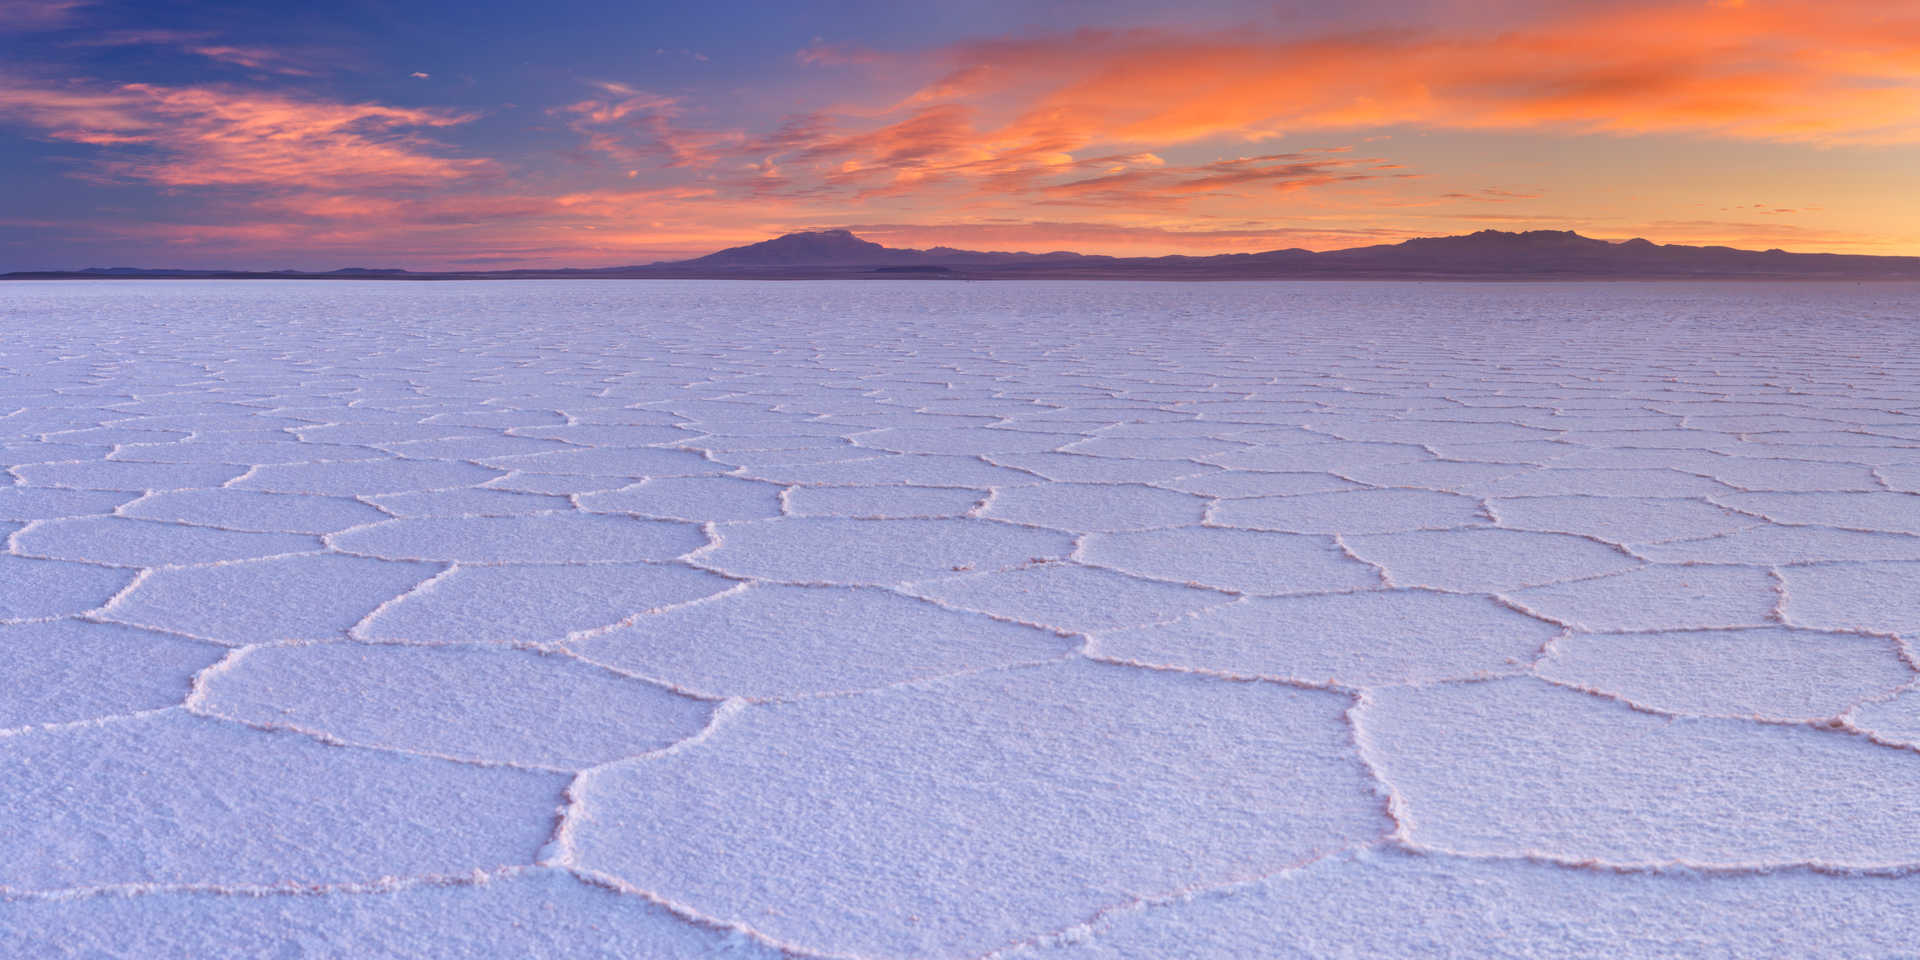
[[2, 279, 1919, 958]]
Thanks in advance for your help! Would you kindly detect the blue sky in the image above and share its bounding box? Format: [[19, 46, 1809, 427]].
[[2, 0, 1917, 269]]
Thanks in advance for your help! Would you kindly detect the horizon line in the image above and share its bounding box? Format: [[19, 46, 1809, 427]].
[[10, 227, 1919, 277]]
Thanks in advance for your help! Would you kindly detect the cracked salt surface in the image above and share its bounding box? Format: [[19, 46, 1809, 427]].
[[3, 279, 1920, 958]]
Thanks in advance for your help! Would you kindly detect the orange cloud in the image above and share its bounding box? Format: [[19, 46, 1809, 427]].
[[558, 0, 1917, 222], [0, 78, 489, 188], [568, 100, 1406, 215], [1036, 151, 1414, 209], [920, 0, 1920, 147]]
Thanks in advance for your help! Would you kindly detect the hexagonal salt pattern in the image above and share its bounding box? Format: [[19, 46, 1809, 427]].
[[568, 659, 1389, 958], [5, 278, 1920, 957]]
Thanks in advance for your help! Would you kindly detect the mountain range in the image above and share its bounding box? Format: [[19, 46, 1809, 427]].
[[9, 229, 1920, 281]]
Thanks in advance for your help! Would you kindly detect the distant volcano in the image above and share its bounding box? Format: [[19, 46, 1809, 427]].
[[677, 229, 1085, 269], [681, 229, 898, 266]]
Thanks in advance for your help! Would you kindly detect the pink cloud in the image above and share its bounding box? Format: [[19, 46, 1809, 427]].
[[913, 1, 1920, 148], [557, 83, 745, 169], [182, 45, 315, 75], [0, 78, 490, 188]]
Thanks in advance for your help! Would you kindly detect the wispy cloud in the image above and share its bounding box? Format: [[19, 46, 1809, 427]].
[[1036, 151, 1414, 209], [563, 91, 1411, 213], [0, 78, 490, 188], [557, 82, 743, 168], [560, 0, 1920, 225], [1638, 219, 1885, 248], [180, 44, 315, 75], [952, 1, 1920, 146], [0, 0, 89, 33], [1438, 188, 1543, 203], [65, 28, 320, 75], [795, 43, 881, 66]]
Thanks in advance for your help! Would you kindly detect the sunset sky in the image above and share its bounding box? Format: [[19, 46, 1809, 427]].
[[2, 0, 1917, 270]]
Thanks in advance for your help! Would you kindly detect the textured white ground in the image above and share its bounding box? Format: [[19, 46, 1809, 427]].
[[4, 279, 1920, 959]]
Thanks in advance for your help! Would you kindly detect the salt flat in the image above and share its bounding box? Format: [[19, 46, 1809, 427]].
[[3, 279, 1920, 958]]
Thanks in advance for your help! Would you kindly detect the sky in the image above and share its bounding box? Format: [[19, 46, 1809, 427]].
[[1, 0, 1917, 270]]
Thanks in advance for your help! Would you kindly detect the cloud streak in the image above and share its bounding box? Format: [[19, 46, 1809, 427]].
[[911, 0, 1920, 147], [556, 0, 1917, 228], [0, 0, 88, 33], [0, 78, 490, 188], [565, 90, 1411, 213]]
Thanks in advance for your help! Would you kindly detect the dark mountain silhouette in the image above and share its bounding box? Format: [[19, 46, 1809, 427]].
[[10, 229, 1920, 281], [683, 229, 898, 266], [662, 228, 1920, 279], [681, 229, 1101, 269], [1310, 230, 1837, 276]]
